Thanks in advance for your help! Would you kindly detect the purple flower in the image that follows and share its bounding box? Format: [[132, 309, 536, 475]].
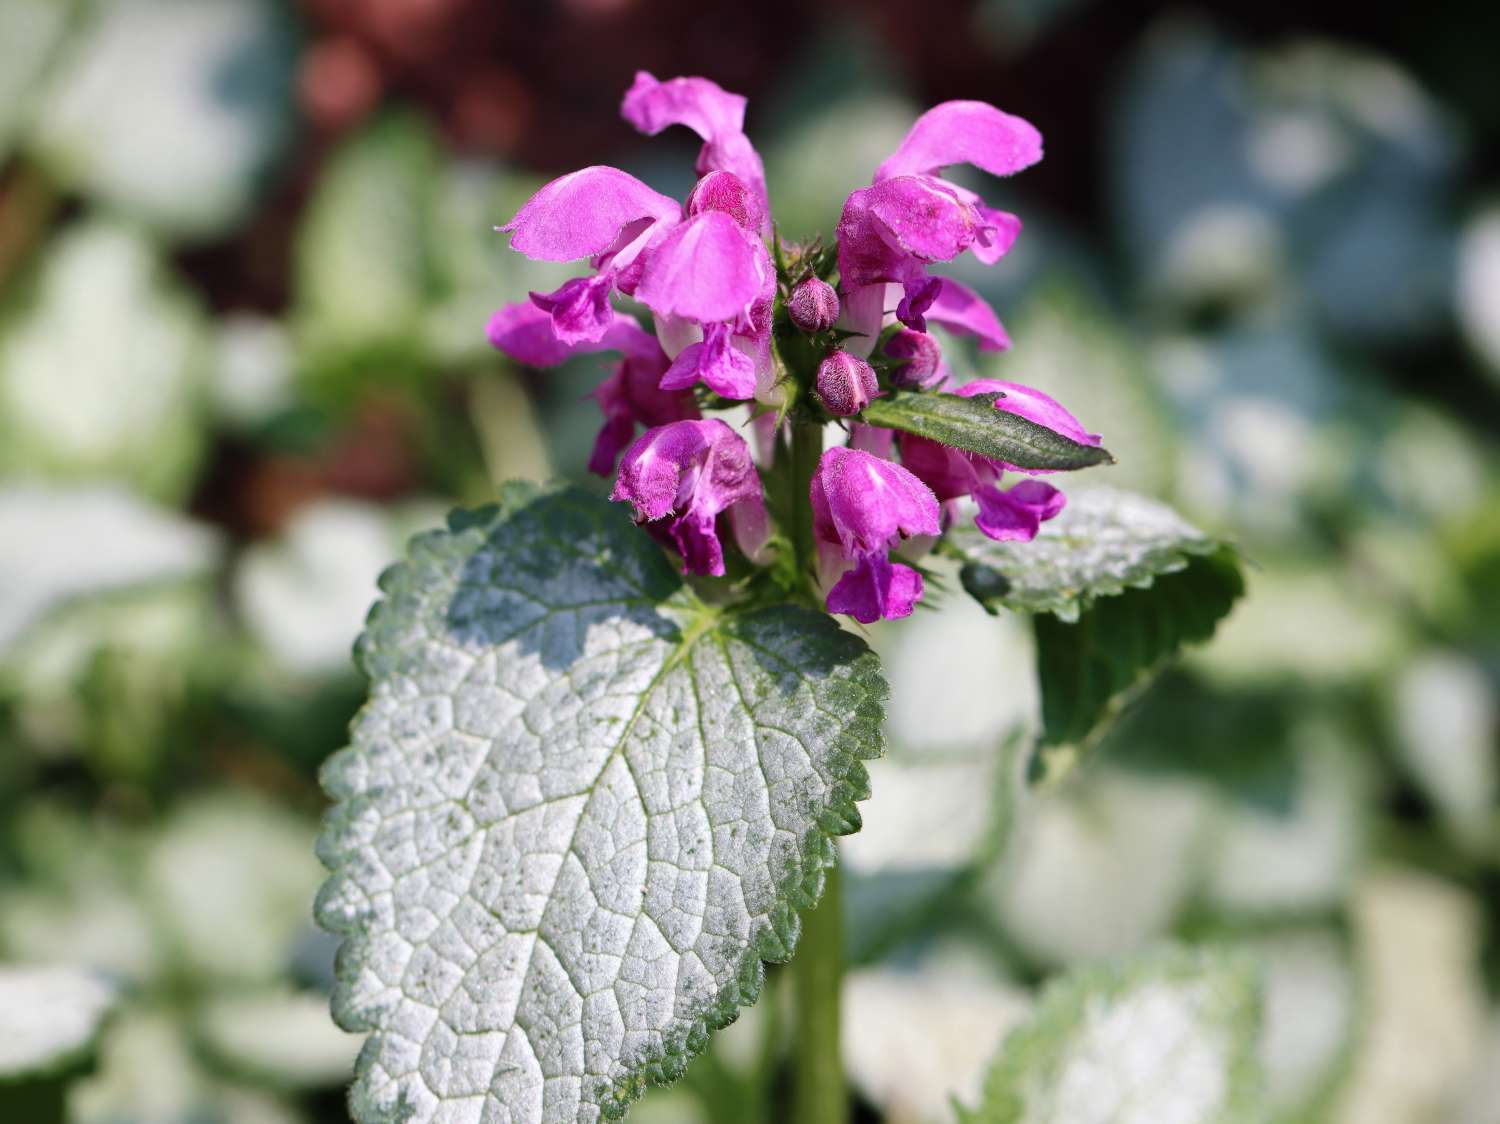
[[897, 379, 1100, 543], [816, 351, 881, 417], [836, 100, 1038, 362], [610, 419, 769, 576], [787, 277, 840, 333], [486, 301, 696, 476], [811, 447, 940, 623], [495, 76, 778, 403], [622, 71, 770, 235]]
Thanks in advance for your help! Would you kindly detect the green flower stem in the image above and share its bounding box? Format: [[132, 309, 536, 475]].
[[788, 418, 824, 591], [793, 859, 846, 1124]]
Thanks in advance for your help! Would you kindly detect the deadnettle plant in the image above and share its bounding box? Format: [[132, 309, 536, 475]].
[[488, 71, 1104, 622], [317, 69, 1243, 1124]]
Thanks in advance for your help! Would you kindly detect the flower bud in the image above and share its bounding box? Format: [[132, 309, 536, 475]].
[[883, 328, 943, 388], [685, 169, 762, 232], [787, 277, 840, 333], [816, 350, 880, 417]]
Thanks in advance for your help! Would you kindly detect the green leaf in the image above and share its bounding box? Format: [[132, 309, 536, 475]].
[[293, 112, 439, 389], [0, 483, 221, 656], [960, 946, 1264, 1124], [860, 393, 1114, 472], [0, 221, 207, 500], [315, 486, 886, 1124], [950, 487, 1226, 622], [950, 488, 1244, 757], [28, 0, 294, 241], [1033, 546, 1243, 750], [0, 964, 118, 1081]]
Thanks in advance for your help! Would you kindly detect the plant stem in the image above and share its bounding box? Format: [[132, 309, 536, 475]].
[[787, 419, 823, 590], [793, 854, 846, 1124]]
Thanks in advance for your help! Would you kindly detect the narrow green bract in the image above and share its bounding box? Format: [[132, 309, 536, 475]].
[[315, 485, 886, 1124], [861, 393, 1114, 472]]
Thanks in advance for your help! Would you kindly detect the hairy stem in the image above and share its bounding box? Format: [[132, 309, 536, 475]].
[[787, 419, 824, 590], [793, 860, 846, 1124]]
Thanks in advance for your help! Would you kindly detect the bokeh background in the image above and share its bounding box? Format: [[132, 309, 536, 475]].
[[1, 1, 1498, 1121]]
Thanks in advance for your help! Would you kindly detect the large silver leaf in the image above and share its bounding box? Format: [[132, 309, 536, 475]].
[[316, 486, 885, 1123]]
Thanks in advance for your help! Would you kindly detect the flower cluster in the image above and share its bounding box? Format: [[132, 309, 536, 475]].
[[487, 72, 1102, 622]]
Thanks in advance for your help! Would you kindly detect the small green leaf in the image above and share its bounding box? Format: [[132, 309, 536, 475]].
[[0, 964, 118, 1081], [860, 393, 1114, 472], [316, 486, 886, 1124], [949, 488, 1244, 756], [1034, 547, 1244, 750], [960, 946, 1264, 1124], [950, 487, 1226, 622]]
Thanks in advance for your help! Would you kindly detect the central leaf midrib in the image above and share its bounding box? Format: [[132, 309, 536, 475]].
[[499, 597, 725, 1080]]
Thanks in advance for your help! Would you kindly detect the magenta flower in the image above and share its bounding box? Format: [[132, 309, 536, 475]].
[[899, 379, 1102, 542], [492, 74, 778, 404], [836, 101, 1038, 357], [811, 447, 940, 623], [486, 301, 696, 475], [610, 419, 769, 576]]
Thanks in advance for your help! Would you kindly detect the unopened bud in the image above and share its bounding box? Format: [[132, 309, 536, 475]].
[[883, 329, 943, 388], [787, 277, 840, 333], [685, 170, 762, 231], [816, 350, 880, 417]]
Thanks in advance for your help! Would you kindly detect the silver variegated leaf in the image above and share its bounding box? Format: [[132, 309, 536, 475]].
[[316, 486, 885, 1123]]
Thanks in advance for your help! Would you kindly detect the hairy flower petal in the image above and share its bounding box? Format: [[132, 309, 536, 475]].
[[875, 100, 1044, 182], [486, 300, 659, 366], [610, 418, 766, 575], [622, 71, 770, 231], [500, 166, 680, 262], [658, 323, 758, 399], [635, 211, 770, 325], [826, 553, 925, 624]]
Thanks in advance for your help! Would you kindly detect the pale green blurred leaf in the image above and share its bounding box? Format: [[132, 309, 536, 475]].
[[294, 112, 439, 384], [196, 990, 359, 1089], [0, 0, 74, 161], [0, 484, 220, 656], [0, 964, 117, 1080], [0, 221, 207, 499], [145, 794, 324, 985], [69, 1010, 309, 1124], [29, 0, 295, 240], [962, 945, 1264, 1124]]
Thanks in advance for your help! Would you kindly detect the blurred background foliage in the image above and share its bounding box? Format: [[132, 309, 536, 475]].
[[0, 1, 1497, 1122]]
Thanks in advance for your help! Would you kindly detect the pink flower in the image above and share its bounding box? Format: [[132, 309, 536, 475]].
[[835, 101, 1036, 367], [492, 74, 779, 403], [811, 447, 940, 623], [610, 419, 770, 576]]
